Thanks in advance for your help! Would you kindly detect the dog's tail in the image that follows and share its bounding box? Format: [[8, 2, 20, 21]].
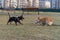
[[8, 12, 10, 18]]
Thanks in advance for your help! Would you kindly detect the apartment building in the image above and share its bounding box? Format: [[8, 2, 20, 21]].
[[2, 0, 17, 8], [48, 0, 60, 9], [39, 0, 51, 8], [37, 0, 60, 9], [17, 0, 28, 8], [39, 0, 60, 9], [55, 0, 60, 9], [0, 0, 60, 9], [58, 0, 60, 9], [0, 0, 50, 8], [11, 0, 17, 8], [32, 0, 39, 8], [3, 0, 10, 8], [0, 0, 3, 8], [47, 0, 56, 9], [16, 0, 39, 8]]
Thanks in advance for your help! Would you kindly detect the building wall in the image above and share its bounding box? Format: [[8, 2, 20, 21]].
[[0, 0, 3, 8], [39, 0, 51, 8], [26, 0, 33, 8], [3, 0, 10, 8], [1, 0, 60, 9], [45, 1, 50, 8], [32, 0, 39, 8], [11, 0, 17, 8], [55, 0, 60, 9], [51, 0, 56, 8], [58, 0, 60, 9], [48, 0, 60, 9]]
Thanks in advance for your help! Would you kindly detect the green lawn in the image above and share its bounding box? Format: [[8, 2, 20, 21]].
[[0, 12, 60, 40]]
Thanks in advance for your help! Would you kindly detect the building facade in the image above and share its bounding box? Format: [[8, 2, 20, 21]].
[[0, 0, 60, 9], [39, 0, 51, 8], [32, 0, 39, 8], [11, 0, 17, 8], [48, 0, 60, 9], [3, 0, 10, 8], [55, 0, 60, 9], [0, 0, 3, 8]]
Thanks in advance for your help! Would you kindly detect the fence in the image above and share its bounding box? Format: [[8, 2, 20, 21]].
[[0, 8, 60, 15]]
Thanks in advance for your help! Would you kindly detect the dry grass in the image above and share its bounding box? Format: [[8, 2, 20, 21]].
[[0, 12, 60, 40]]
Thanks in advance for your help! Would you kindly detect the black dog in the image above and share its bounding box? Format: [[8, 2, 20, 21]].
[[7, 13, 24, 25]]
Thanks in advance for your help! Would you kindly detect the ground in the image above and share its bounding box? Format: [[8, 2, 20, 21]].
[[0, 11, 60, 40]]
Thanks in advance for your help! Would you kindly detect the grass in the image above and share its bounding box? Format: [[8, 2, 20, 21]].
[[0, 12, 60, 40]]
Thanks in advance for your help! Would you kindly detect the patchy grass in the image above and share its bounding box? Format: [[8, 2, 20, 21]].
[[0, 12, 60, 40]]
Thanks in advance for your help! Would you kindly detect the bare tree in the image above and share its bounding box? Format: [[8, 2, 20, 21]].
[[3, 0, 5, 8], [27, 0, 31, 8], [9, 0, 11, 8], [17, 0, 19, 8]]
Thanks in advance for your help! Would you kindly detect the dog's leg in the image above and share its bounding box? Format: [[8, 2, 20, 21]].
[[7, 22, 8, 25], [35, 20, 42, 25], [18, 21, 23, 25], [7, 21, 9, 25], [35, 20, 39, 24], [15, 22, 17, 25], [7, 21, 12, 25], [10, 22, 11, 24], [14, 21, 17, 25], [42, 22, 46, 26]]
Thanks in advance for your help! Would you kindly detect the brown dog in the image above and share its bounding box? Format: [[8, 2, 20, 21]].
[[35, 16, 53, 26]]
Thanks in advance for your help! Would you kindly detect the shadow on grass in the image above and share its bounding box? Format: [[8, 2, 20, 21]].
[[51, 24, 60, 26], [31, 23, 60, 26]]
